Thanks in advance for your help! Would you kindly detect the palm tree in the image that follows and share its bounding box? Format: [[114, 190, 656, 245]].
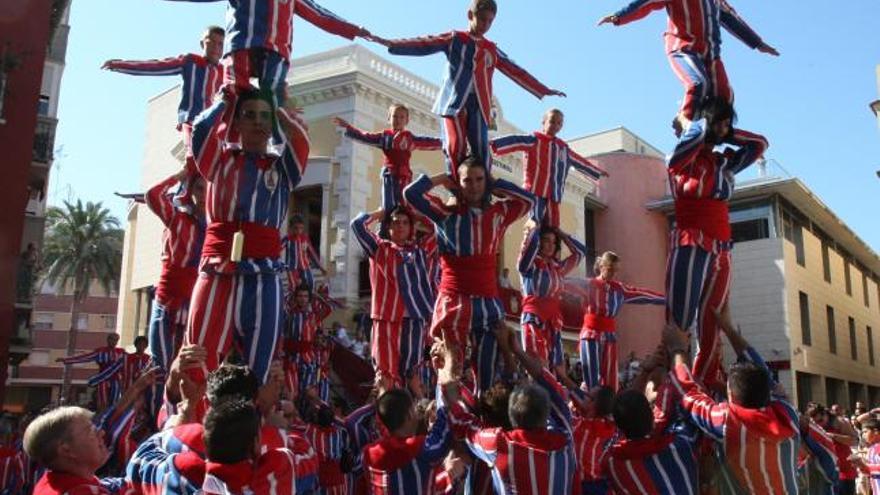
[[42, 200, 123, 402]]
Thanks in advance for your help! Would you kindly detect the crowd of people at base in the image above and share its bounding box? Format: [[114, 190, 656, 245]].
[[9, 0, 878, 493]]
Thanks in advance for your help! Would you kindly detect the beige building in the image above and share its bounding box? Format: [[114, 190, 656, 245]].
[[117, 45, 601, 345], [651, 171, 880, 411]]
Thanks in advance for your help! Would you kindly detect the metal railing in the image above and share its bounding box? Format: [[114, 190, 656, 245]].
[[33, 117, 57, 163]]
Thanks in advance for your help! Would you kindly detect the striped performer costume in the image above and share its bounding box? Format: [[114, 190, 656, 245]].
[[343, 404, 379, 495], [285, 296, 332, 397], [89, 352, 150, 395], [669, 347, 810, 494], [611, 0, 769, 118], [799, 418, 840, 495], [168, 0, 363, 106], [185, 89, 310, 385], [351, 213, 437, 384], [666, 119, 767, 385], [0, 447, 23, 495], [447, 369, 577, 495], [61, 345, 125, 411], [340, 124, 442, 211], [281, 233, 324, 292], [363, 407, 453, 495], [517, 228, 586, 366], [600, 426, 700, 495], [314, 339, 334, 403], [145, 174, 205, 373], [404, 175, 535, 394], [104, 53, 221, 174], [491, 132, 605, 227], [572, 417, 615, 495], [567, 277, 664, 391], [861, 443, 880, 495], [32, 472, 126, 495], [303, 422, 350, 495], [386, 32, 562, 180]]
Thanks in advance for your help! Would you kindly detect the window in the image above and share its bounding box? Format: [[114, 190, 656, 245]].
[[849, 317, 858, 361], [844, 259, 852, 296], [863, 272, 871, 308], [781, 206, 806, 266], [101, 315, 116, 330], [76, 314, 88, 330], [869, 326, 875, 366], [826, 306, 836, 354], [793, 223, 805, 267], [33, 312, 54, 330], [731, 218, 770, 243], [821, 242, 832, 283], [37, 95, 50, 116], [799, 292, 811, 345]]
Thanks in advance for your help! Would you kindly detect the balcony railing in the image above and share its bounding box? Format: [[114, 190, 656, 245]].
[[33, 117, 57, 164]]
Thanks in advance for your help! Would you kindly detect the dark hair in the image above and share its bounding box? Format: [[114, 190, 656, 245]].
[[698, 96, 737, 142], [612, 390, 653, 439], [207, 365, 259, 404], [203, 25, 226, 39], [862, 418, 880, 432], [457, 154, 488, 175], [288, 214, 305, 226], [480, 382, 513, 429], [470, 0, 497, 14], [594, 386, 615, 417], [204, 399, 260, 464], [727, 361, 770, 409], [234, 87, 276, 122], [294, 283, 312, 299], [539, 225, 562, 256], [133, 336, 148, 347], [377, 389, 413, 432], [508, 383, 549, 430], [315, 404, 335, 428]]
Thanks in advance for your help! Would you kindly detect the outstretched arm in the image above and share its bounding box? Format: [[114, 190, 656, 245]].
[[59, 348, 100, 364], [724, 128, 768, 175], [102, 55, 187, 75], [599, 0, 668, 26], [411, 134, 443, 151], [490, 134, 535, 157], [719, 0, 778, 55], [620, 283, 665, 305], [568, 148, 607, 181], [496, 49, 565, 98], [384, 32, 454, 57], [295, 0, 367, 40], [333, 117, 384, 148]]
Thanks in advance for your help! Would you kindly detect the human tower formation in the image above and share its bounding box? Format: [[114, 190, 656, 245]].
[[49, 1, 861, 495]]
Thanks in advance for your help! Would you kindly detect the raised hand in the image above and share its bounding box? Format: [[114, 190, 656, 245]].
[[757, 43, 780, 56], [597, 14, 618, 26], [331, 116, 350, 129], [550, 89, 567, 98], [101, 59, 120, 70]]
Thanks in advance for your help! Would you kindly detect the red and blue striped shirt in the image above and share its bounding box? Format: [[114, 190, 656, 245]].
[[572, 417, 616, 482], [145, 175, 205, 271], [567, 278, 665, 338], [492, 132, 605, 202], [191, 92, 310, 274], [363, 407, 453, 495], [612, 0, 767, 58], [281, 233, 323, 273], [286, 297, 332, 361], [600, 429, 700, 495], [105, 54, 221, 125], [341, 125, 441, 184], [62, 346, 125, 372], [518, 228, 586, 300], [168, 0, 362, 60], [351, 213, 437, 322], [387, 31, 560, 123]]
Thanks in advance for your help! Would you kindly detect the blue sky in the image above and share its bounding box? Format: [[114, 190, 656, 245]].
[[54, 1, 880, 250]]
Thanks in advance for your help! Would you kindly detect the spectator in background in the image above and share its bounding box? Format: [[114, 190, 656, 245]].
[[332, 321, 354, 350], [498, 267, 513, 290]]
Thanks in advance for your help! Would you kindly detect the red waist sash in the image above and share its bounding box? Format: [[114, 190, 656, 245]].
[[202, 221, 282, 260], [439, 254, 498, 298], [155, 264, 198, 307], [582, 313, 617, 333], [674, 198, 731, 241], [522, 295, 561, 322]]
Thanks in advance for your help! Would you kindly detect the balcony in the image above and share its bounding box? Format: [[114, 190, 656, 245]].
[[33, 116, 57, 165], [47, 23, 69, 64]]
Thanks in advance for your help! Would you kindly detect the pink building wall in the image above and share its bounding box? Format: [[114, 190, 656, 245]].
[[590, 152, 670, 359]]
